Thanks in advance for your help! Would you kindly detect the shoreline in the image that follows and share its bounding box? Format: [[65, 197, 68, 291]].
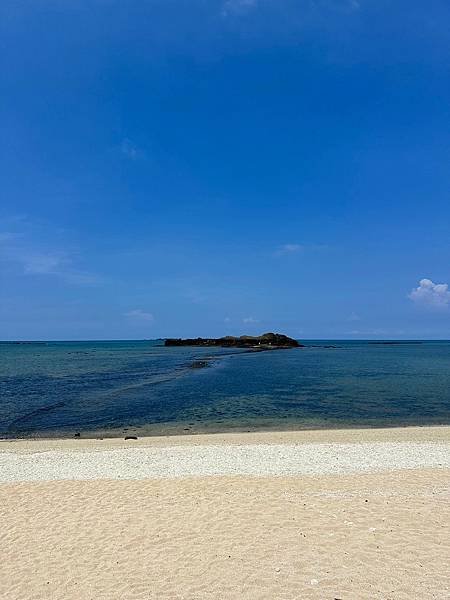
[[2, 424, 449, 450], [3, 419, 450, 444]]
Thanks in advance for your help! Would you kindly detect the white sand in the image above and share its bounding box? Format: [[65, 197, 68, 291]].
[[0, 441, 448, 482]]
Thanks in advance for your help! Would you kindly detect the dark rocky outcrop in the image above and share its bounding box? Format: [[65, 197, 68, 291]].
[[165, 332, 302, 349]]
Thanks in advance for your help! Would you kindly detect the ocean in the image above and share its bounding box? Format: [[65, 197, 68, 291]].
[[1, 340, 449, 438]]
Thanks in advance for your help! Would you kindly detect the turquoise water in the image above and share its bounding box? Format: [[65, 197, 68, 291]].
[[1, 340, 449, 438]]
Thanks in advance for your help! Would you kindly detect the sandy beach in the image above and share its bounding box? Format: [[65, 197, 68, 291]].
[[1, 426, 449, 599]]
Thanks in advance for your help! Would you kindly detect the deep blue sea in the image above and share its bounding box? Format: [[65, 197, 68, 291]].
[[1, 340, 450, 438]]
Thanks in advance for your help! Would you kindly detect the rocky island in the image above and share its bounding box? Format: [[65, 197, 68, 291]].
[[165, 332, 302, 349]]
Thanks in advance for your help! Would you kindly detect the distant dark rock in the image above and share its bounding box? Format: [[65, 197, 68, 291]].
[[165, 332, 302, 349], [11, 341, 46, 345], [368, 341, 423, 345], [124, 436, 138, 440], [309, 345, 339, 349], [74, 432, 80, 438]]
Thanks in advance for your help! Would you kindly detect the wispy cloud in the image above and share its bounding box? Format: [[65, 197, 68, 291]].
[[0, 232, 20, 243], [347, 312, 361, 322], [221, 0, 359, 19], [0, 227, 100, 286], [346, 328, 406, 337], [243, 316, 259, 323], [348, 0, 361, 11], [274, 243, 304, 257], [347, 328, 387, 336], [409, 278, 450, 310], [183, 288, 209, 304], [124, 309, 154, 322], [274, 243, 327, 257], [21, 252, 68, 276], [120, 138, 143, 160], [221, 0, 259, 17]]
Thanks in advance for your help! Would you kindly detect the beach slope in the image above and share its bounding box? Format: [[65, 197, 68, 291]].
[[1, 427, 449, 600]]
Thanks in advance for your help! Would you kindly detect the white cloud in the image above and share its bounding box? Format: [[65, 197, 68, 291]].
[[274, 242, 327, 257], [125, 309, 154, 322], [281, 243, 303, 253], [409, 278, 450, 310], [274, 243, 304, 256], [243, 316, 259, 323]]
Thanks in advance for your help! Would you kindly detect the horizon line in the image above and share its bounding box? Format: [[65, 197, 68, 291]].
[[1, 338, 450, 343]]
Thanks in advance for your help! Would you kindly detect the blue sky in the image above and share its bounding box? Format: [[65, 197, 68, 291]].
[[1, 0, 450, 340]]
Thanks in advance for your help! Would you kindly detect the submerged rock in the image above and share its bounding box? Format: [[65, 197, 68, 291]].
[[190, 360, 210, 369]]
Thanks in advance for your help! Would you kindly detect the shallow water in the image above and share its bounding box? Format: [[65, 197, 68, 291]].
[[1, 340, 449, 438]]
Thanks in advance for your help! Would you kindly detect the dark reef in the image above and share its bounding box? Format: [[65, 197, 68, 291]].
[[165, 332, 302, 349]]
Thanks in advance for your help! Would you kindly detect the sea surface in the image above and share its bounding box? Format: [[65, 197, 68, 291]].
[[1, 340, 450, 438]]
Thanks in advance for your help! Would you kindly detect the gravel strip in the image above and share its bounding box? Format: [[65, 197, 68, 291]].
[[0, 442, 449, 482]]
